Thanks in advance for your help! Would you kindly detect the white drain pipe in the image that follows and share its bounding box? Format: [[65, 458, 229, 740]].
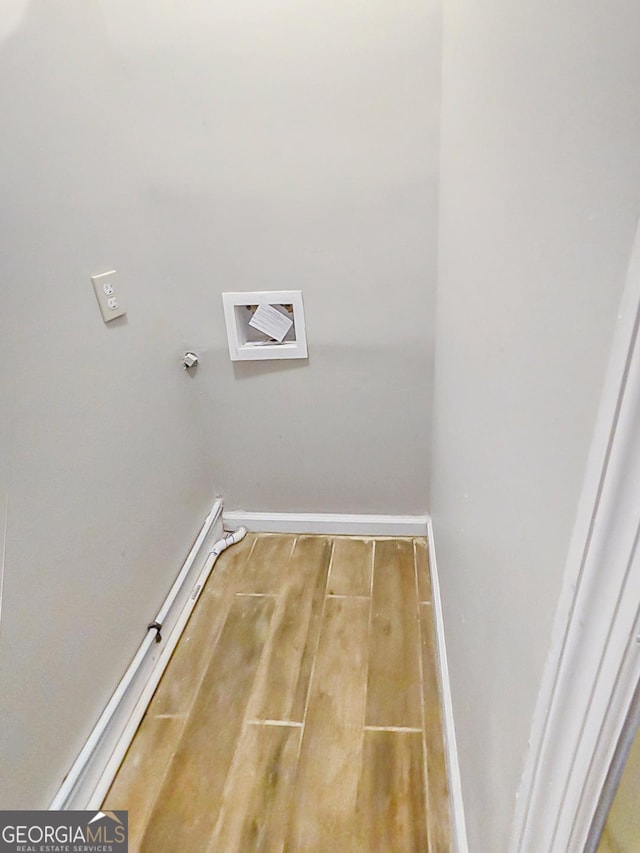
[[148, 527, 248, 640], [50, 518, 247, 810]]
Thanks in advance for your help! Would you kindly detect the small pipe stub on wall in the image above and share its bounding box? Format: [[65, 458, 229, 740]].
[[182, 351, 199, 370]]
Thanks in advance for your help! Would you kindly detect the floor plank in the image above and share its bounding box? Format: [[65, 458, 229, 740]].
[[415, 537, 433, 603], [105, 533, 452, 853], [148, 533, 258, 715], [150, 587, 232, 716], [327, 537, 373, 597], [103, 715, 185, 853], [597, 826, 617, 853], [209, 723, 301, 853], [231, 534, 296, 594], [420, 603, 451, 852], [289, 537, 335, 722], [285, 597, 370, 852], [248, 536, 332, 723], [140, 595, 275, 853], [366, 539, 422, 728], [357, 730, 427, 852]]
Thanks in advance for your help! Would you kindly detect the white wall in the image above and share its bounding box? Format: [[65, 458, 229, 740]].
[[0, 0, 438, 807], [93, 0, 438, 516], [150, 0, 440, 514], [0, 2, 220, 808], [432, 1, 640, 849]]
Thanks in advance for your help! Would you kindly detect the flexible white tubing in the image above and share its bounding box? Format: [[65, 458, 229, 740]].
[[154, 500, 222, 626], [50, 509, 245, 810], [85, 527, 247, 809]]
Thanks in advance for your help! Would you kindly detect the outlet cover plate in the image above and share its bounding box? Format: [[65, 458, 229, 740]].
[[91, 270, 126, 323]]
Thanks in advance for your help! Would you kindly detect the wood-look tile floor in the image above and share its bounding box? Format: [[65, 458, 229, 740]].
[[104, 534, 451, 852]]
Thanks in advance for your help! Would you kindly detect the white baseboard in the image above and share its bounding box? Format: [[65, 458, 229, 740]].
[[50, 501, 225, 810], [222, 510, 428, 537], [427, 518, 469, 853]]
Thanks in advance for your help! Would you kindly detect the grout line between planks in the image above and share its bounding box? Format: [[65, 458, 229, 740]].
[[235, 592, 277, 597], [245, 533, 260, 562], [364, 726, 423, 733], [153, 713, 187, 720], [327, 593, 370, 600]]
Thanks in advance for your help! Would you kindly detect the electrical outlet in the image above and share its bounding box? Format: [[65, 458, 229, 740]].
[[91, 270, 126, 323]]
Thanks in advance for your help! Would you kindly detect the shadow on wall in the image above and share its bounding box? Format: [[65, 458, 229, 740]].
[[232, 357, 309, 381], [0, 0, 28, 44]]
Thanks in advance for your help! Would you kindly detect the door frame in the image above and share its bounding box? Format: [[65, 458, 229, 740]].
[[510, 218, 640, 852]]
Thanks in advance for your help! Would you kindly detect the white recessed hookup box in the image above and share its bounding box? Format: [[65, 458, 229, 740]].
[[222, 291, 308, 361]]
